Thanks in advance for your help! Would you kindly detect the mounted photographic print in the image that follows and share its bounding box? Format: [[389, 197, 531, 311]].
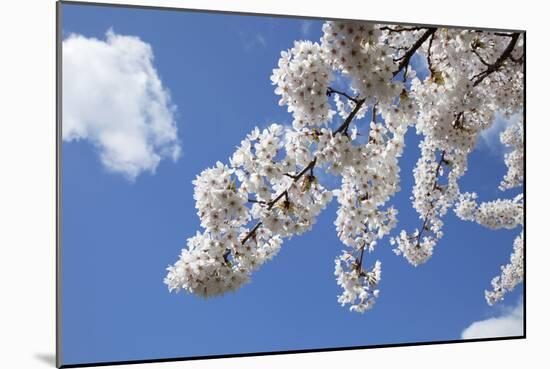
[[57, 1, 526, 367]]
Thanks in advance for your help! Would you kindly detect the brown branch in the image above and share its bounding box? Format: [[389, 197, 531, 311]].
[[472, 33, 521, 87], [381, 26, 430, 33], [426, 33, 436, 75], [266, 189, 289, 211], [327, 87, 359, 103], [267, 190, 288, 211], [248, 198, 268, 206], [415, 150, 446, 246], [356, 242, 367, 271], [451, 111, 465, 129], [334, 98, 367, 135], [241, 221, 263, 245], [493, 32, 515, 38], [393, 28, 437, 78], [223, 249, 231, 263], [471, 47, 491, 67]]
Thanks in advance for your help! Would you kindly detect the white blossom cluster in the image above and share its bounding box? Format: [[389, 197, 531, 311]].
[[166, 123, 333, 297], [499, 121, 524, 190], [271, 41, 334, 129], [412, 30, 523, 137], [333, 93, 368, 120], [164, 159, 285, 296], [393, 28, 524, 267], [321, 21, 402, 104], [391, 141, 467, 266], [192, 162, 249, 231], [234, 125, 334, 237], [410, 30, 523, 152], [166, 21, 524, 313], [164, 227, 282, 297], [485, 231, 524, 305], [453, 106, 524, 304], [454, 193, 523, 230], [454, 192, 524, 303], [335, 254, 381, 313], [330, 109, 409, 309]]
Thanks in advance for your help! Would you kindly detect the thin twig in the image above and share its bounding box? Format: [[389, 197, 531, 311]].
[[356, 242, 366, 270], [381, 26, 430, 33], [414, 151, 446, 246], [327, 87, 359, 103], [471, 47, 491, 67], [248, 198, 268, 205]]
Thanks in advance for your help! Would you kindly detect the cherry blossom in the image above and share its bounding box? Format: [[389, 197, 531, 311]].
[[166, 21, 524, 314], [485, 231, 524, 305], [499, 121, 524, 191], [271, 41, 335, 129], [454, 192, 524, 302]]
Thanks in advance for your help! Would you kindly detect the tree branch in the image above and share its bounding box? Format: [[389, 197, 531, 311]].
[[327, 87, 359, 103], [414, 150, 446, 246], [334, 98, 367, 135], [241, 92, 370, 245], [381, 26, 430, 33], [493, 32, 516, 38], [393, 28, 437, 78], [241, 221, 263, 245], [426, 32, 436, 75], [471, 47, 491, 67], [356, 241, 366, 271], [472, 33, 521, 87], [248, 198, 268, 206]]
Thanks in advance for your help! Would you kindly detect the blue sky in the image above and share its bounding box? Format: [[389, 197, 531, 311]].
[[60, 3, 524, 366]]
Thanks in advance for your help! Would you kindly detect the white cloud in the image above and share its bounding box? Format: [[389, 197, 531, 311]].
[[479, 112, 520, 154], [239, 31, 267, 50], [301, 20, 312, 37], [62, 29, 181, 181], [461, 300, 524, 339], [256, 34, 267, 47]]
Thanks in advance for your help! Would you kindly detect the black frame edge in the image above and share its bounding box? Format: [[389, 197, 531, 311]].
[[58, 0, 525, 33], [56, 1, 63, 367]]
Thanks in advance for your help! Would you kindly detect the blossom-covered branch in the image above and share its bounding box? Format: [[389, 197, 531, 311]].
[[165, 20, 524, 314], [472, 33, 520, 86]]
